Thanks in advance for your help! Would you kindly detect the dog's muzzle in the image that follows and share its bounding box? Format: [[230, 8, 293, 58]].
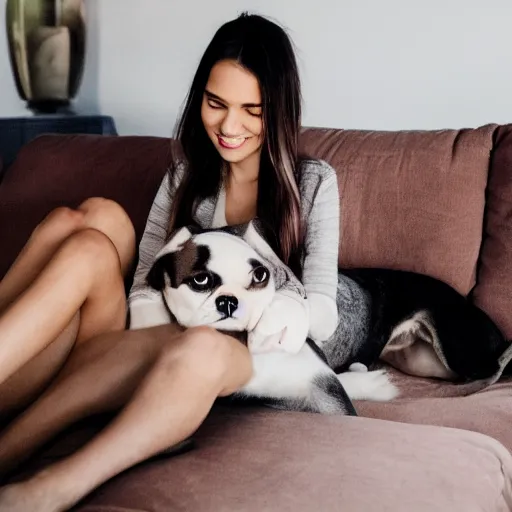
[[216, 295, 238, 318]]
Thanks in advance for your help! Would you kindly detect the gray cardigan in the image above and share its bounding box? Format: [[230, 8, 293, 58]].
[[128, 158, 341, 343]]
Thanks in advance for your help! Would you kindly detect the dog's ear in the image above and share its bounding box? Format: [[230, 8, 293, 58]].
[[242, 219, 305, 295], [147, 226, 194, 291], [163, 226, 194, 253], [146, 253, 177, 291], [242, 220, 281, 262]]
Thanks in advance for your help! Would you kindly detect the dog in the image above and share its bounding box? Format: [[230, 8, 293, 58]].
[[142, 221, 398, 416], [141, 218, 512, 406], [321, 267, 512, 384]]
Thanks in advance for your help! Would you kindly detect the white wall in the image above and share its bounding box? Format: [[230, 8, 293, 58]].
[[0, 2, 26, 116], [2, 0, 512, 135]]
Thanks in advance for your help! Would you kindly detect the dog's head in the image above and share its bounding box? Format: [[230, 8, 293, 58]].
[[146, 224, 275, 332]]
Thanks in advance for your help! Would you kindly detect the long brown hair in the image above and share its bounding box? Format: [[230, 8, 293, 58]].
[[170, 12, 304, 276]]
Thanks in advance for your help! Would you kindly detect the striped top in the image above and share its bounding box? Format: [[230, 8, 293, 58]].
[[128, 158, 341, 342]]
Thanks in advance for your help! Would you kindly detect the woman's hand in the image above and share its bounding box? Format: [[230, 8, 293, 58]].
[[247, 292, 309, 354]]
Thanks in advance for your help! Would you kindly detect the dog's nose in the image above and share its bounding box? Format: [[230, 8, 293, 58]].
[[216, 295, 239, 317]]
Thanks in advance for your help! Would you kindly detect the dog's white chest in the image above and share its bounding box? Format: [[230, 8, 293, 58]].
[[241, 345, 327, 399]]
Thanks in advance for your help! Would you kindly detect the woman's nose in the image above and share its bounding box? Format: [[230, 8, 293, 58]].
[[220, 109, 243, 137]]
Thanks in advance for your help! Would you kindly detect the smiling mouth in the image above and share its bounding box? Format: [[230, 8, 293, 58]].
[[217, 135, 247, 149]]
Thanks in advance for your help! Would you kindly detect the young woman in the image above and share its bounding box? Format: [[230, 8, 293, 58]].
[[0, 13, 340, 511]]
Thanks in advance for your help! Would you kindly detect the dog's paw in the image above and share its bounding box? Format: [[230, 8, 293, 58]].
[[248, 293, 309, 354], [337, 369, 399, 402]]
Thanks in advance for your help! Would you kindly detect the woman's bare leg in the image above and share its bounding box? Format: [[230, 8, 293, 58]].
[[0, 229, 124, 385], [0, 198, 133, 315], [0, 318, 80, 421], [0, 198, 135, 411], [0, 208, 85, 315], [0, 326, 253, 512], [0, 325, 182, 476]]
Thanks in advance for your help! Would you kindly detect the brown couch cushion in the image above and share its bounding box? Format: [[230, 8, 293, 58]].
[[300, 125, 497, 295], [358, 368, 512, 452], [0, 134, 172, 281], [472, 125, 512, 339], [16, 407, 512, 512]]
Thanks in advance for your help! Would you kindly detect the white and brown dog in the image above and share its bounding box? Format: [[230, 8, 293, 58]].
[[136, 221, 398, 416]]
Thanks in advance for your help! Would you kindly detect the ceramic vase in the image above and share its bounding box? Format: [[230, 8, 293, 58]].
[[5, 0, 86, 113]]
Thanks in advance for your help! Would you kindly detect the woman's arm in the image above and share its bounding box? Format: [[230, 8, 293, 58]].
[[301, 160, 340, 343], [128, 164, 184, 328], [245, 161, 340, 353]]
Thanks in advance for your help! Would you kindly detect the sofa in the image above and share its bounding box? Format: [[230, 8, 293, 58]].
[[0, 124, 511, 511]]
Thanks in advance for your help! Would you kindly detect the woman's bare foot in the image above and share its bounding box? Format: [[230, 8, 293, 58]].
[[0, 475, 75, 512]]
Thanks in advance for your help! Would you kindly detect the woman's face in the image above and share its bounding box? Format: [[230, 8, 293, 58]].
[[201, 59, 264, 166]]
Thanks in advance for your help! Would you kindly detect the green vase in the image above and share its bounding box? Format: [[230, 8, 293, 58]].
[[5, 0, 86, 113]]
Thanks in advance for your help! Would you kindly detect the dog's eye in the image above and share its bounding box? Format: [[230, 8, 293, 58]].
[[187, 272, 214, 291], [252, 266, 269, 285], [194, 274, 210, 286]]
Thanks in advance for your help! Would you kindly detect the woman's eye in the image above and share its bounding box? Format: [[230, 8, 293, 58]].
[[247, 108, 262, 117], [208, 100, 224, 109], [252, 266, 269, 284]]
